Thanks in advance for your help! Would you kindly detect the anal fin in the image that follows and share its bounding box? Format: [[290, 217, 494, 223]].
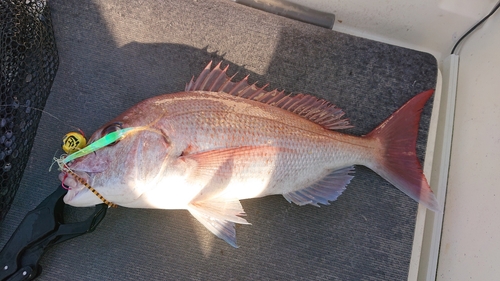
[[187, 198, 250, 248], [283, 166, 355, 207]]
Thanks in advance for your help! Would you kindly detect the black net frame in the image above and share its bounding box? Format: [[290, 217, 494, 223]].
[[0, 0, 58, 221]]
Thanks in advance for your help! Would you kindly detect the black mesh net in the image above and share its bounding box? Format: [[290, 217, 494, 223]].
[[0, 0, 58, 221]]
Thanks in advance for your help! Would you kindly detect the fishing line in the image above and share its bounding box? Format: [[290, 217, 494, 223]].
[[3, 103, 136, 162], [0, 103, 82, 131]]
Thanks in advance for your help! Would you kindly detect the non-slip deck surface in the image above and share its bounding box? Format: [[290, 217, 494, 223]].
[[1, 0, 437, 280]]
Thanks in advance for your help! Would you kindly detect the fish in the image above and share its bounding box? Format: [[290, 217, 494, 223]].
[[59, 61, 439, 247]]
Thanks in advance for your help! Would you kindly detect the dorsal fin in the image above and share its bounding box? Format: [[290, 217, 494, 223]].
[[186, 61, 352, 130]]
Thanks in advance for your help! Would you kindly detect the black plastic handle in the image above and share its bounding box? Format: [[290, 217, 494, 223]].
[[0, 188, 65, 280], [0, 187, 108, 281]]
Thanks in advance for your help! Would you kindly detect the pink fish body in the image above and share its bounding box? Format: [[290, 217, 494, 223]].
[[60, 62, 438, 247]]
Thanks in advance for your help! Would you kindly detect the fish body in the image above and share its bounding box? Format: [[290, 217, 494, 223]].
[[60, 62, 438, 247]]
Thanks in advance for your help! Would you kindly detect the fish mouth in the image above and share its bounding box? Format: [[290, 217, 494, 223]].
[[59, 170, 98, 206]]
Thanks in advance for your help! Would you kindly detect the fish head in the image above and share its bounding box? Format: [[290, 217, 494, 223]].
[[60, 113, 173, 207]]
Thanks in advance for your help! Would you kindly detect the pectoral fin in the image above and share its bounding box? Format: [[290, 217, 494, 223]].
[[187, 198, 250, 248]]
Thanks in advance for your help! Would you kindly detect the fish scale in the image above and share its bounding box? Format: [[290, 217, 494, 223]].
[[170, 116, 335, 193], [163, 92, 350, 153], [60, 62, 438, 247], [161, 93, 356, 184]]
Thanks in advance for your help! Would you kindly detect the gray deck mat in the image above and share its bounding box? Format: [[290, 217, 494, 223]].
[[0, 0, 437, 280]]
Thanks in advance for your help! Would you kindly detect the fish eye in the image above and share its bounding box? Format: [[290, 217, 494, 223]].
[[102, 122, 123, 146]]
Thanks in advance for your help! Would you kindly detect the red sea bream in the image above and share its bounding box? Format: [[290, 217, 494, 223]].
[[59, 62, 439, 247]]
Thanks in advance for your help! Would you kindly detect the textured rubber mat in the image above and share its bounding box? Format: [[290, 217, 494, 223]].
[[1, 0, 437, 280]]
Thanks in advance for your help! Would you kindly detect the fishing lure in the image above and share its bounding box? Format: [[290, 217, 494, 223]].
[[62, 127, 135, 164], [56, 127, 137, 208], [2, 103, 134, 207]]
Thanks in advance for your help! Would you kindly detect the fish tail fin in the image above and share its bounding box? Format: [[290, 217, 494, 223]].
[[365, 90, 440, 212]]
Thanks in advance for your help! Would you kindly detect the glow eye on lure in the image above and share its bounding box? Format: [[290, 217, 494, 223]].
[[62, 132, 87, 154]]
